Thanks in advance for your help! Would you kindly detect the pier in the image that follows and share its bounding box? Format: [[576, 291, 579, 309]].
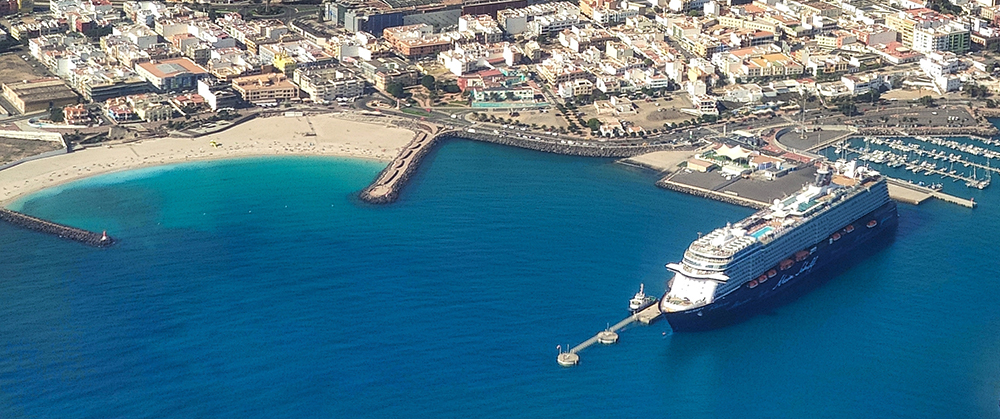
[[557, 304, 663, 367], [0, 208, 114, 247], [885, 177, 977, 208], [359, 130, 437, 204]]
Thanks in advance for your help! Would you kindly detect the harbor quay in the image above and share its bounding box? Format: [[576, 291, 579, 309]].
[[657, 160, 976, 210], [0, 208, 113, 247]]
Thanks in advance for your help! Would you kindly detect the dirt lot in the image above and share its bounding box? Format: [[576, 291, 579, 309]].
[[633, 95, 697, 129], [0, 53, 52, 86], [0, 137, 63, 165], [570, 94, 697, 130], [508, 109, 568, 128]]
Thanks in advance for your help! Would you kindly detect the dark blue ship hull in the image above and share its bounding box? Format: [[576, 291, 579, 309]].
[[662, 200, 898, 332]]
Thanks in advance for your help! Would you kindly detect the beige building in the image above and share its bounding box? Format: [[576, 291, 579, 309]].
[[231, 73, 299, 103], [1, 78, 77, 114], [128, 96, 174, 121]]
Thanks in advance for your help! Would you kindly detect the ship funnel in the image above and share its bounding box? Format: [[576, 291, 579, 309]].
[[814, 164, 832, 187]]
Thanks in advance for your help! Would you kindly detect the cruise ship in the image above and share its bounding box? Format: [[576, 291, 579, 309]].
[[659, 161, 898, 332]]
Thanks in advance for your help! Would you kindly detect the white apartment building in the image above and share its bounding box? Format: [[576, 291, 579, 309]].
[[912, 22, 971, 53]]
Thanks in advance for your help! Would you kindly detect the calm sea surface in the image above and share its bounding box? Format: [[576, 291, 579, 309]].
[[2, 139, 999, 418]]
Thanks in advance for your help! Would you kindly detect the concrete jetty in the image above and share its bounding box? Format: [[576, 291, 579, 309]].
[[558, 303, 663, 367], [885, 177, 976, 208], [0, 208, 114, 247], [359, 131, 437, 204]]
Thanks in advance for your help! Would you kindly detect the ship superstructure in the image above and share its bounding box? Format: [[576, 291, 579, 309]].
[[660, 160, 898, 331]]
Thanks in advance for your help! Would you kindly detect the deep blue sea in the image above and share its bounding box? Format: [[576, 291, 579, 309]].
[[2, 139, 999, 418]]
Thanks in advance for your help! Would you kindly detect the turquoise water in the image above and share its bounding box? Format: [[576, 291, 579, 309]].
[[749, 225, 773, 240], [2, 140, 1000, 418]]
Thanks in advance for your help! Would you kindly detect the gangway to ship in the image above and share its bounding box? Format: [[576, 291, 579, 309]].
[[557, 304, 663, 367]]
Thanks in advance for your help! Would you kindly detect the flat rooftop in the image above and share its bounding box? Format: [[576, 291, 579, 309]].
[[3, 78, 77, 103], [136, 58, 208, 79]]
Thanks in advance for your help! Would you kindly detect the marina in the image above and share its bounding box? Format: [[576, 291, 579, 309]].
[[830, 138, 994, 190]]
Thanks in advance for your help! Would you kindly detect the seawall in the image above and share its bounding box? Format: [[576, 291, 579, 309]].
[[443, 130, 677, 158], [655, 177, 768, 210], [359, 128, 681, 204], [0, 208, 114, 247], [857, 126, 1000, 137]]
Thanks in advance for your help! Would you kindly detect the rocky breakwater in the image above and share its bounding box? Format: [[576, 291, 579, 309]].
[[442, 129, 677, 158], [655, 175, 768, 210], [858, 125, 1000, 137], [0, 208, 114, 247], [359, 131, 436, 204]]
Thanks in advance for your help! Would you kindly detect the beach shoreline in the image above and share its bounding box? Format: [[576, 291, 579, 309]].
[[0, 114, 415, 207]]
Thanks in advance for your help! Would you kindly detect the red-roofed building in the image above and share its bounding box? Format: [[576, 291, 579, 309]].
[[172, 93, 205, 108], [63, 103, 89, 125], [872, 41, 924, 64], [457, 68, 505, 91]]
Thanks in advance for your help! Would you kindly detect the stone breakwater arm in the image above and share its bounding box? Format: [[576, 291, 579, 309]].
[[857, 126, 1000, 137], [359, 131, 436, 204], [438, 130, 680, 158], [655, 175, 768, 210], [0, 208, 114, 247]]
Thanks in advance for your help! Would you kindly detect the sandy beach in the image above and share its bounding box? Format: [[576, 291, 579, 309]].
[[0, 114, 416, 206]]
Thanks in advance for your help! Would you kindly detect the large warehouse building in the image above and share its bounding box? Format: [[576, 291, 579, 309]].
[[1, 77, 78, 114]]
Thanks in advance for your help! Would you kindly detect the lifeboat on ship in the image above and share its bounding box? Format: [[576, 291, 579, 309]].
[[845, 224, 855, 233], [867, 220, 878, 228], [779, 259, 794, 270], [794, 250, 810, 262], [767, 269, 777, 278], [757, 274, 768, 284], [748, 280, 759, 289], [831, 232, 841, 242]]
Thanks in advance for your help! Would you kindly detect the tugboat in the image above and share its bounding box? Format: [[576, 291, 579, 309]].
[[629, 283, 657, 313]]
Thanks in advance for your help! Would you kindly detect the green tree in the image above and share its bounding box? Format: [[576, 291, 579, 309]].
[[421, 75, 435, 91], [50, 107, 64, 123], [963, 83, 990, 99], [387, 83, 405, 99], [587, 118, 601, 131], [918, 95, 936, 107], [505, 91, 515, 101], [838, 102, 858, 116]]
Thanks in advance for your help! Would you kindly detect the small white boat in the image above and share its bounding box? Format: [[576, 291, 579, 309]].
[[629, 283, 657, 312]]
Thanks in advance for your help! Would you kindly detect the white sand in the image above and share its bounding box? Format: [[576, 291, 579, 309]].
[[0, 114, 416, 206]]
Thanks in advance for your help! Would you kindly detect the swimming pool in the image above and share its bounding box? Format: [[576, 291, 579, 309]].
[[750, 226, 774, 239]]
